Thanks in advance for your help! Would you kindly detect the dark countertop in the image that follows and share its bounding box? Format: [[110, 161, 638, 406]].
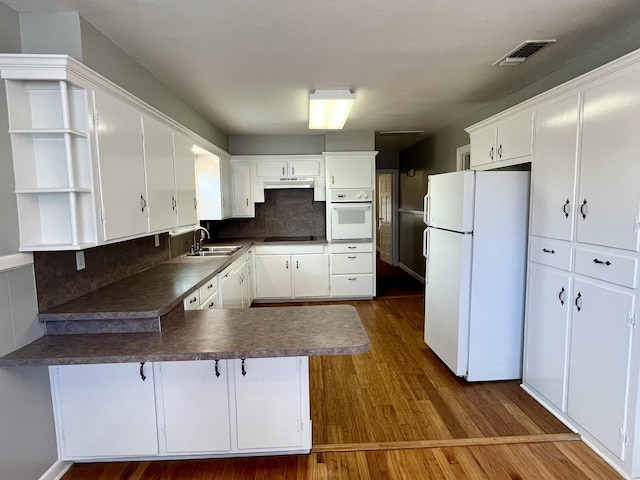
[[39, 237, 328, 325], [0, 305, 369, 366]]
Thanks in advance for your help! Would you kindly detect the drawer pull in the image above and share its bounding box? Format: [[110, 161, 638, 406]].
[[207, 283, 214, 290], [497, 144, 503, 159], [348, 277, 357, 281], [139, 362, 146, 382], [348, 255, 357, 259], [558, 287, 565, 305], [208, 301, 216, 309], [580, 199, 588, 219], [296, 260, 299, 269], [214, 360, 221, 378], [189, 296, 198, 304], [241, 358, 247, 376], [542, 248, 555, 254], [593, 258, 611, 266], [348, 246, 357, 249], [563, 199, 570, 218], [489, 146, 494, 160], [575, 291, 582, 312]]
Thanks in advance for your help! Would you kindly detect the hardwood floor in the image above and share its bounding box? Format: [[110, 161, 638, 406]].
[[61, 264, 622, 479]]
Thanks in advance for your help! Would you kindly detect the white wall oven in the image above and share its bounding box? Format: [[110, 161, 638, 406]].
[[329, 190, 373, 241]]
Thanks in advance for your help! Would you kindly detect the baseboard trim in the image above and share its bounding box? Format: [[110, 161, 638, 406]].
[[39, 460, 73, 480], [311, 433, 580, 453], [397, 262, 424, 284]]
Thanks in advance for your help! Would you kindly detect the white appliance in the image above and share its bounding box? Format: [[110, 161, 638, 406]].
[[329, 190, 373, 241], [423, 170, 529, 381]]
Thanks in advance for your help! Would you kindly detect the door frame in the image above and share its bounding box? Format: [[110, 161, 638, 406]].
[[376, 169, 399, 266]]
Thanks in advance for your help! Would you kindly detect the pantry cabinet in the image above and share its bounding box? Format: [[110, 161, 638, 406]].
[[51, 362, 158, 459]]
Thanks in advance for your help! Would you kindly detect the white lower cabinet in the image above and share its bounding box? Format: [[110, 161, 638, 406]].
[[234, 357, 310, 451], [567, 279, 635, 461], [254, 244, 329, 300], [51, 357, 311, 461], [51, 362, 159, 459], [330, 242, 375, 298], [155, 360, 231, 454]]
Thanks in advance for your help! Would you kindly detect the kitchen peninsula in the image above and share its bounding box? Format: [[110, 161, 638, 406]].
[[0, 244, 369, 461]]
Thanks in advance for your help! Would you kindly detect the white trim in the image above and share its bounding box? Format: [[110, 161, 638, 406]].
[[456, 144, 471, 171], [0, 253, 34, 272], [38, 460, 73, 480], [398, 262, 425, 284]]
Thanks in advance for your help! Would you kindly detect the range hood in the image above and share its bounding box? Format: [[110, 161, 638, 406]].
[[263, 177, 315, 189]]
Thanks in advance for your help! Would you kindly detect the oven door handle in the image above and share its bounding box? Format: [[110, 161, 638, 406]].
[[332, 204, 372, 211]]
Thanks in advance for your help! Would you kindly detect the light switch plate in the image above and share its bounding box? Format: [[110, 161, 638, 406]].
[[75, 251, 85, 271]]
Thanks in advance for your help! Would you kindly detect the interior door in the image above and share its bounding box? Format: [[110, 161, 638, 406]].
[[377, 173, 393, 265]]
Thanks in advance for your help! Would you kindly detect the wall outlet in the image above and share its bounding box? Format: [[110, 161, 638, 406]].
[[75, 251, 85, 271], [154, 234, 160, 247]]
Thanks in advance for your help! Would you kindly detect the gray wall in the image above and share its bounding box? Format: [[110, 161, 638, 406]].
[[19, 12, 229, 151], [0, 4, 59, 479], [229, 131, 375, 155], [396, 23, 640, 278]]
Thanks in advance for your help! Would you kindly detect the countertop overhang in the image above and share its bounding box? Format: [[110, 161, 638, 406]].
[[0, 305, 369, 367]]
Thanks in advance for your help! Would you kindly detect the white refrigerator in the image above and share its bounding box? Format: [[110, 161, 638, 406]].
[[423, 170, 529, 381]]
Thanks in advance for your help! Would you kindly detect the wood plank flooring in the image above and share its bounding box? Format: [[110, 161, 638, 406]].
[[61, 265, 622, 479]]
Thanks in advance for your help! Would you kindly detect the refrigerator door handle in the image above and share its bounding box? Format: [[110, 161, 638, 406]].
[[423, 194, 430, 225]]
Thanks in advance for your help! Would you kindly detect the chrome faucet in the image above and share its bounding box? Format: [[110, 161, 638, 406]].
[[191, 226, 210, 253]]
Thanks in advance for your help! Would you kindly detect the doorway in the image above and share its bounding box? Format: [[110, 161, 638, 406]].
[[376, 172, 395, 265]]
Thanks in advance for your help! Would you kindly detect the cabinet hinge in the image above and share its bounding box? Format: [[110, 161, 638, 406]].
[[628, 312, 637, 328], [619, 428, 629, 445]]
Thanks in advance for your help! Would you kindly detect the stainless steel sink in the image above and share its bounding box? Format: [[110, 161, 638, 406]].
[[186, 245, 243, 257]]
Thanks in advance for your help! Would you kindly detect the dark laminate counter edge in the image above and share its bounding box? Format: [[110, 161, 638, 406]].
[[0, 305, 369, 367]]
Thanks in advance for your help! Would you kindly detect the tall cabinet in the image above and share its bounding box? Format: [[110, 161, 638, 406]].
[[467, 51, 640, 479]]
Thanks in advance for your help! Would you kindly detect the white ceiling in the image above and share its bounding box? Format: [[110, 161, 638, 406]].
[[3, 0, 640, 151]]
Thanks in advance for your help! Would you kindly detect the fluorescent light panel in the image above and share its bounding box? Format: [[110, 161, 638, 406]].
[[309, 89, 355, 129]]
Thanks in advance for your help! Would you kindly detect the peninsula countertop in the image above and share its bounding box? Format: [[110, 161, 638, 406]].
[[0, 305, 369, 367]]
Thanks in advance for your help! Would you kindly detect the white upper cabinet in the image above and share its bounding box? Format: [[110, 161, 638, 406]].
[[92, 91, 148, 241], [530, 95, 580, 241], [468, 112, 533, 170], [326, 153, 375, 189], [173, 132, 198, 227], [195, 151, 232, 221], [256, 159, 321, 177], [232, 160, 254, 217], [142, 115, 177, 232], [576, 69, 640, 252]]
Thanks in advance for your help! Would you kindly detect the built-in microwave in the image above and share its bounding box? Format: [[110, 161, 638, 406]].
[[329, 190, 373, 241]]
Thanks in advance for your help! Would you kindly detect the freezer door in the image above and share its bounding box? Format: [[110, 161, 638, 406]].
[[424, 227, 472, 376], [426, 171, 475, 232]]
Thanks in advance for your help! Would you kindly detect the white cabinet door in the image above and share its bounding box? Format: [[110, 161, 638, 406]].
[[293, 254, 329, 297], [290, 159, 321, 177], [256, 160, 287, 177], [327, 155, 374, 189], [234, 357, 306, 450], [577, 70, 640, 252], [156, 361, 231, 454], [496, 113, 533, 162], [232, 160, 253, 217], [93, 92, 148, 241], [220, 156, 233, 218], [530, 96, 580, 241], [469, 126, 497, 168], [523, 264, 571, 411], [567, 279, 635, 460], [220, 265, 243, 309], [173, 133, 198, 226], [255, 255, 292, 298], [53, 363, 158, 459], [143, 115, 177, 232]]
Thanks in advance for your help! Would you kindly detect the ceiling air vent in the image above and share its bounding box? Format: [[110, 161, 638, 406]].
[[494, 40, 556, 67]]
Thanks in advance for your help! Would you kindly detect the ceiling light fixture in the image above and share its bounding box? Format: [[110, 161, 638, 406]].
[[309, 89, 355, 130]]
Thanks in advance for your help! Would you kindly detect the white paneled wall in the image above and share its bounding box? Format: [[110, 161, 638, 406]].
[[0, 257, 60, 480]]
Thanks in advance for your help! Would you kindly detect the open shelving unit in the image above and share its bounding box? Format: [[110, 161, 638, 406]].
[[6, 79, 96, 250]]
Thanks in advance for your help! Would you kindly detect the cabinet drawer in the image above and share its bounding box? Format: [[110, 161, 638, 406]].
[[529, 237, 573, 271], [199, 291, 219, 310], [332, 253, 373, 274], [331, 274, 374, 297], [574, 248, 637, 288], [198, 276, 218, 301], [183, 290, 200, 310], [330, 242, 373, 253]]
